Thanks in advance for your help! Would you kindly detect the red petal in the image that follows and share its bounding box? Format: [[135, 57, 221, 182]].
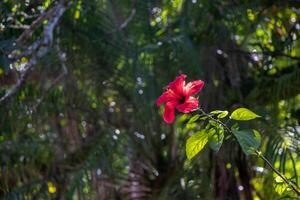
[[163, 101, 179, 124], [156, 90, 180, 106], [167, 74, 186, 96], [176, 96, 199, 113], [185, 80, 204, 96]]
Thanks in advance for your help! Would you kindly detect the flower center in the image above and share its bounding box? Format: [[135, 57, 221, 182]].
[[179, 95, 186, 104]]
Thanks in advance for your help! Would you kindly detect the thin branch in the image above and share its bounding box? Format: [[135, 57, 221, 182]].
[[0, 1, 68, 105], [106, 0, 137, 34], [19, 11, 39, 19], [256, 151, 300, 196], [198, 108, 300, 196], [118, 8, 136, 30], [8, 24, 30, 30], [0, 55, 36, 104], [16, 1, 64, 44], [198, 108, 231, 133]]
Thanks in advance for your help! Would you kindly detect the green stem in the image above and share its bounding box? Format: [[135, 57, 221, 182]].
[[198, 108, 231, 133], [255, 150, 300, 196], [198, 108, 300, 196]]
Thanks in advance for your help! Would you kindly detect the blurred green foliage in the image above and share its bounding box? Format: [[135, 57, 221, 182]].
[[0, 0, 300, 199]]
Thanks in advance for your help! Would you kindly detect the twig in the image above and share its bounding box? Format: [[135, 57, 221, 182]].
[[0, 0, 68, 105], [0, 55, 37, 104], [16, 1, 64, 44], [198, 108, 231, 133], [118, 8, 136, 30], [256, 150, 300, 196], [8, 24, 30, 30], [106, 0, 137, 34], [198, 108, 300, 196]]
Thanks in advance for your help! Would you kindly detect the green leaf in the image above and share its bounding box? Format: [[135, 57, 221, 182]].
[[186, 130, 209, 160], [232, 129, 261, 155], [230, 108, 261, 121], [231, 123, 239, 131], [210, 110, 224, 115], [208, 127, 224, 152], [210, 110, 229, 119], [186, 123, 197, 130], [218, 111, 229, 118], [179, 114, 189, 122], [274, 176, 289, 195], [199, 116, 208, 120], [187, 114, 200, 124], [208, 120, 221, 128], [210, 110, 228, 118]]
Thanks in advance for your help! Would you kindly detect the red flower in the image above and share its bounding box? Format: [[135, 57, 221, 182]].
[[157, 74, 204, 124]]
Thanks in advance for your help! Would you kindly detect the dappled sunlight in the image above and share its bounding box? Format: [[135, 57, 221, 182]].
[[0, 0, 300, 199]]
